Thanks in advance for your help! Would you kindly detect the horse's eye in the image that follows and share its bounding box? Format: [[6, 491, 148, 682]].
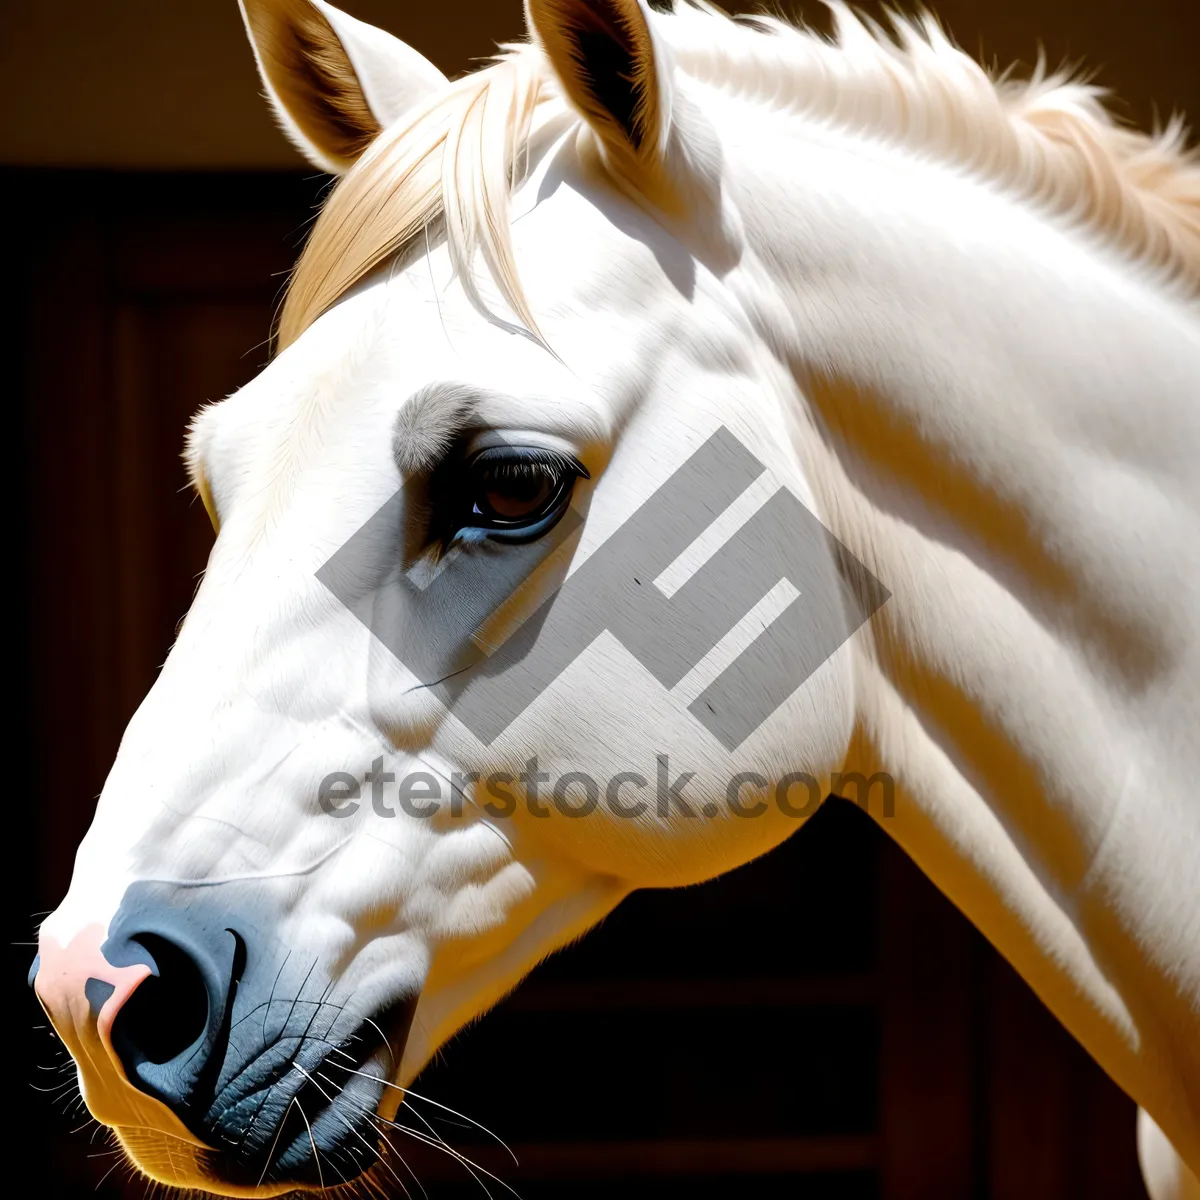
[[451, 446, 587, 544]]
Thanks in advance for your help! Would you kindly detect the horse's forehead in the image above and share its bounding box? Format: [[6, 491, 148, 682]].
[[201, 180, 696, 505], [214, 281, 567, 458], [234, 239, 671, 436]]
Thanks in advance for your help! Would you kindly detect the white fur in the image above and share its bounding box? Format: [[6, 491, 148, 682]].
[[309, 0, 447, 131], [237, 0, 447, 173], [39, 2, 1200, 1194]]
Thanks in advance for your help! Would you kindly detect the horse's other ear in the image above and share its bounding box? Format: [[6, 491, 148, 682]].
[[238, 0, 448, 174], [526, 0, 672, 170]]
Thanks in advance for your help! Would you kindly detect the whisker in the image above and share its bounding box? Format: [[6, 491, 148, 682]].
[[94, 1156, 124, 1192], [32, 1078, 80, 1096], [396, 1099, 484, 1190], [372, 1110, 524, 1200], [293, 1094, 326, 1191], [257, 1095, 298, 1191], [385, 1121, 501, 1200], [279, 958, 320, 1042], [264, 950, 292, 1047], [326, 1059, 518, 1163], [361, 1016, 397, 1069], [394, 1083, 519, 1162], [293, 1063, 414, 1200]]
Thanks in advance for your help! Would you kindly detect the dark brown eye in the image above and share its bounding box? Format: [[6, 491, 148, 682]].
[[475, 470, 555, 521], [446, 445, 588, 544]]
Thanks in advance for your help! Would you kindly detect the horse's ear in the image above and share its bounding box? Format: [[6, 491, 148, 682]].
[[239, 0, 448, 174], [525, 0, 671, 168]]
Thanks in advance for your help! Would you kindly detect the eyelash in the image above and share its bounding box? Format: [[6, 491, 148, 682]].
[[428, 444, 589, 549]]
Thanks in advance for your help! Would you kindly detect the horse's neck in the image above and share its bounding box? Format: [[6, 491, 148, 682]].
[[710, 99, 1200, 1161]]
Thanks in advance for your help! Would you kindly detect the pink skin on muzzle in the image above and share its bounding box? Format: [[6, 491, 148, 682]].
[[34, 925, 206, 1145]]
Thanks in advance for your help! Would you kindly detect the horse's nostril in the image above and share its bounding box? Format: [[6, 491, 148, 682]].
[[111, 933, 210, 1067]]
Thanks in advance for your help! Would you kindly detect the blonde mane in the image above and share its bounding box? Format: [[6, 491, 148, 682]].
[[277, 1, 1200, 349]]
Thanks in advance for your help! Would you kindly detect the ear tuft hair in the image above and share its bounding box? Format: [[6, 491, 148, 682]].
[[240, 0, 447, 173], [527, 0, 670, 164]]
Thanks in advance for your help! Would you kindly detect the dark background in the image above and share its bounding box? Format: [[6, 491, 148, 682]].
[[9, 1, 1196, 1196]]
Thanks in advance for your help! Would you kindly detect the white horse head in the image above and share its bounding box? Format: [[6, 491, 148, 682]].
[[33, 1, 1200, 1195]]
